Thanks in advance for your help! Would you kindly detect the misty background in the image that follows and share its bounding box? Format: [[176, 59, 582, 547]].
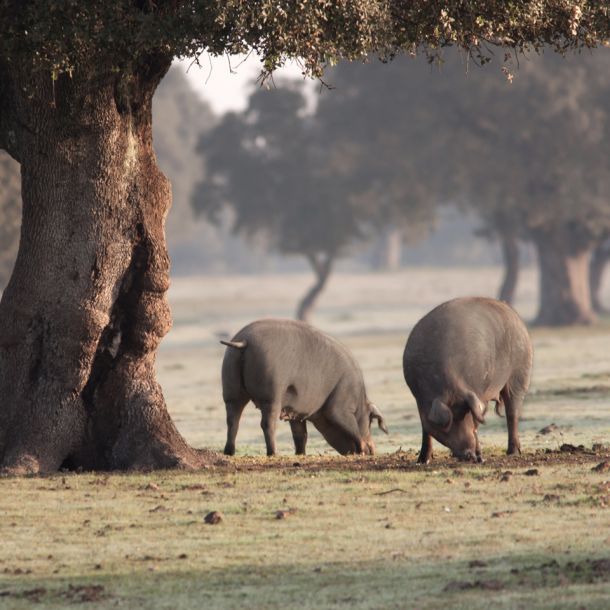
[[1, 49, 609, 325]]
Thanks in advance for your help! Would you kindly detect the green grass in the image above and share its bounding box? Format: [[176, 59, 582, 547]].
[[1, 455, 610, 609]]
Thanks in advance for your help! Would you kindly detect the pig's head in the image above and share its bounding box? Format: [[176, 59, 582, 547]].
[[316, 400, 388, 455], [424, 395, 486, 462]]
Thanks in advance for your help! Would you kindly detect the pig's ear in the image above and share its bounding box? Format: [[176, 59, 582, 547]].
[[428, 398, 453, 432], [369, 402, 389, 434], [465, 392, 486, 424]]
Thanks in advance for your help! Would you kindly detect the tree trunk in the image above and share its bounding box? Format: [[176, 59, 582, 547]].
[[296, 254, 333, 322], [0, 59, 210, 474], [532, 227, 595, 326], [497, 232, 520, 305], [590, 239, 610, 314], [382, 228, 402, 270]]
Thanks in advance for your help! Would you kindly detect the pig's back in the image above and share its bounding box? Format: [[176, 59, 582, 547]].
[[235, 319, 362, 410]]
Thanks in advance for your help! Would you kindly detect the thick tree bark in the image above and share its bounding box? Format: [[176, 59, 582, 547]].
[[532, 227, 596, 326], [590, 239, 610, 314], [296, 254, 333, 322], [497, 232, 520, 305], [0, 58, 210, 474]]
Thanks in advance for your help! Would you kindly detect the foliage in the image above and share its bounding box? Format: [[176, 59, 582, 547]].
[[1, 1, 608, 81], [315, 59, 451, 242], [194, 82, 378, 263], [0, 151, 20, 287], [447, 49, 610, 245]]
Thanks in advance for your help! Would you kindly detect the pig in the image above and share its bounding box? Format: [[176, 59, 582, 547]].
[[220, 318, 387, 456], [403, 297, 532, 463]]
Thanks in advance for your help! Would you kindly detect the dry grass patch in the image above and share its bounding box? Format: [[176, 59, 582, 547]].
[[1, 449, 610, 609]]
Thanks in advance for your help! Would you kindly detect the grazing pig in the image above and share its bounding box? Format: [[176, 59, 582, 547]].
[[403, 297, 532, 463], [220, 319, 387, 456]]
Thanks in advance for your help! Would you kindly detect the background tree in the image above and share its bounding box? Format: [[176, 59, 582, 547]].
[[449, 50, 610, 325], [589, 234, 610, 314], [315, 60, 443, 273], [0, 151, 21, 288], [0, 1, 607, 474], [194, 84, 378, 322]]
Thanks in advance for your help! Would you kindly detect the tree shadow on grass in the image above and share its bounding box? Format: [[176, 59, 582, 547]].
[[1, 552, 610, 609]]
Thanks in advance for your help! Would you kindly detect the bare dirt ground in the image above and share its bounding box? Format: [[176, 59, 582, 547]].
[[1, 266, 610, 609], [209, 447, 610, 474]]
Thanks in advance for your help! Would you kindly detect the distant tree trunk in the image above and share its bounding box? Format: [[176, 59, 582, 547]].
[[371, 227, 402, 271], [382, 228, 402, 270], [0, 58, 209, 474], [296, 254, 334, 322], [590, 239, 610, 314], [498, 232, 520, 304], [532, 227, 595, 326]]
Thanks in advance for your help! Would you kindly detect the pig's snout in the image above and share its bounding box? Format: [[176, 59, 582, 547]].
[[454, 449, 481, 463], [358, 438, 376, 455]]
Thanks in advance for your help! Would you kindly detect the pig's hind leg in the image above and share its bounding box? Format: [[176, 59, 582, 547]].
[[289, 420, 308, 455], [257, 400, 282, 456], [224, 396, 250, 456]]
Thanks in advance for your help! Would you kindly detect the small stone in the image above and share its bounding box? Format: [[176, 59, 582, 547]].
[[204, 511, 223, 525], [524, 469, 539, 476], [538, 423, 558, 435], [592, 461, 610, 473]]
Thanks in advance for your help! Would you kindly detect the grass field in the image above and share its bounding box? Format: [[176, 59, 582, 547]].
[[1, 267, 609, 609]]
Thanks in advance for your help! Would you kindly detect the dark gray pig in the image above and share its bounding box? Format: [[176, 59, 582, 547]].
[[220, 319, 387, 456], [403, 297, 532, 463]]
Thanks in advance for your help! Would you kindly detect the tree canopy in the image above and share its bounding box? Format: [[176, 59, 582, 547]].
[[1, 1, 608, 79]]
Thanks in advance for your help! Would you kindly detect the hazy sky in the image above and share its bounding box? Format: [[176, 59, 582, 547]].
[[178, 53, 315, 115]]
